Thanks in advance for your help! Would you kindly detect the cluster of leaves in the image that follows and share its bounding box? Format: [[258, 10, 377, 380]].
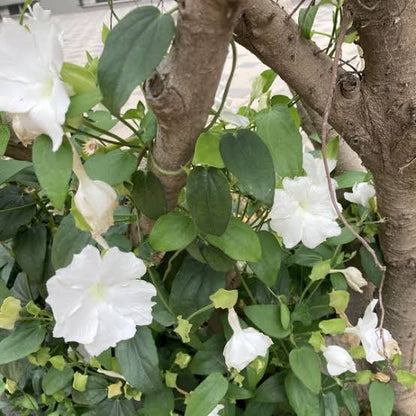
[[0, 3, 414, 416]]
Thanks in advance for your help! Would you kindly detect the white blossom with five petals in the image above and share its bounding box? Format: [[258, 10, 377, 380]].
[[345, 299, 400, 363], [344, 182, 376, 208], [46, 245, 156, 356], [270, 176, 341, 249], [322, 345, 357, 376], [223, 308, 273, 372], [0, 5, 70, 151]]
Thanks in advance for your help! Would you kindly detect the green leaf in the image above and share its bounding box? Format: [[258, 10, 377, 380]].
[[97, 399, 136, 416], [61, 62, 96, 94], [255, 106, 303, 178], [326, 226, 359, 246], [298, 5, 319, 39], [184, 373, 228, 416], [115, 327, 162, 393], [285, 372, 321, 416], [289, 347, 321, 394], [244, 304, 291, 339], [0, 125, 10, 156], [170, 257, 224, 319], [13, 223, 47, 282], [67, 90, 103, 118], [141, 109, 157, 143], [205, 217, 261, 262], [254, 373, 287, 404], [329, 290, 350, 314], [220, 130, 275, 205], [187, 166, 231, 236], [319, 318, 347, 335], [335, 171, 367, 189], [202, 245, 235, 272], [33, 136, 72, 209], [360, 244, 384, 287], [0, 186, 36, 241], [251, 69, 277, 100], [324, 392, 339, 416], [369, 381, 394, 416], [42, 367, 74, 395], [51, 214, 92, 269], [137, 385, 174, 416], [340, 388, 359, 416], [131, 170, 167, 220], [72, 375, 109, 406], [98, 6, 175, 113], [0, 159, 32, 185], [193, 132, 224, 168], [84, 149, 137, 186], [396, 370, 416, 389], [0, 321, 46, 364], [248, 231, 284, 287], [309, 259, 331, 281], [189, 335, 226, 375], [149, 212, 198, 252]]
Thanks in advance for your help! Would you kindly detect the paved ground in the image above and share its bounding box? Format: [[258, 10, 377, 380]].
[[55, 1, 360, 120]]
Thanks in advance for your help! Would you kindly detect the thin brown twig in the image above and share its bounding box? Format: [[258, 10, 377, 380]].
[[287, 0, 309, 20], [319, 7, 388, 355]]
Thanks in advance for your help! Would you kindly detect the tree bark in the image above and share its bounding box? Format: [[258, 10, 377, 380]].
[[144, 0, 242, 211]]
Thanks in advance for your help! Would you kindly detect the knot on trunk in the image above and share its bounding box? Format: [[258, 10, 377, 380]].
[[339, 73, 361, 99]]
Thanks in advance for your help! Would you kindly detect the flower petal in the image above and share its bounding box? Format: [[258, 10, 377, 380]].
[[53, 300, 99, 344], [107, 280, 156, 325], [82, 304, 137, 356], [100, 247, 147, 285]]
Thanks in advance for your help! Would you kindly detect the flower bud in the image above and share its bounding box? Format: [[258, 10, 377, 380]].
[[72, 146, 117, 239], [74, 178, 118, 237], [332, 267, 367, 293]]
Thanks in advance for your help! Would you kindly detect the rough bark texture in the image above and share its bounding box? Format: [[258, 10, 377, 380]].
[[144, 0, 242, 210]]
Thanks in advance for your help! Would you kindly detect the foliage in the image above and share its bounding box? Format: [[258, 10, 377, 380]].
[[0, 2, 413, 416]]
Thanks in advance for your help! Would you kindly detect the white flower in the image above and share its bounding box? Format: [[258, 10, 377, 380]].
[[270, 176, 341, 249], [72, 147, 118, 239], [223, 308, 273, 372], [345, 299, 399, 363], [213, 84, 249, 128], [46, 245, 156, 356], [0, 4, 70, 151], [331, 267, 368, 293], [322, 345, 356, 376], [344, 182, 375, 207], [208, 404, 224, 416], [303, 152, 337, 186]]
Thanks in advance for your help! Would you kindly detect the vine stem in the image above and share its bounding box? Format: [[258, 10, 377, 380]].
[[148, 267, 174, 315], [319, 9, 388, 356], [203, 40, 238, 132]]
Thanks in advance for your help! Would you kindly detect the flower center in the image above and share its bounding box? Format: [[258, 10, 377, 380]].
[[40, 78, 53, 99], [89, 283, 107, 301]]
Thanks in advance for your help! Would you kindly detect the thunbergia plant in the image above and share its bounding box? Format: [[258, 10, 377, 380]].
[[0, 2, 414, 416]]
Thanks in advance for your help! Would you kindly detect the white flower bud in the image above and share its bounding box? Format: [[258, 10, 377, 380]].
[[331, 267, 367, 293], [223, 308, 273, 372], [72, 146, 118, 239], [208, 404, 224, 416]]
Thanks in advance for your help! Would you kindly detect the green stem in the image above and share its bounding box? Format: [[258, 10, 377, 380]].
[[163, 250, 183, 282], [186, 304, 214, 322], [168, 6, 178, 15], [299, 280, 314, 303], [204, 40, 238, 132], [240, 273, 257, 305], [148, 268, 174, 315]]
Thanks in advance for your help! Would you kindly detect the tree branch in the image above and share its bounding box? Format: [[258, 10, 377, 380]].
[[234, 0, 372, 161], [145, 0, 243, 211]]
